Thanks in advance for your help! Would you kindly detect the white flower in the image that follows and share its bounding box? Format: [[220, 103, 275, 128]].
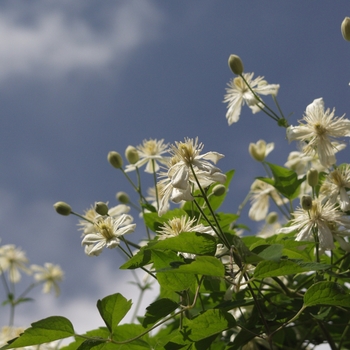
[[125, 139, 169, 173], [248, 179, 287, 221], [223, 73, 280, 125], [320, 165, 350, 211], [286, 98, 350, 168], [277, 198, 350, 251], [78, 204, 130, 235], [0, 245, 31, 283], [31, 263, 64, 296], [82, 214, 136, 256], [157, 215, 215, 240], [157, 138, 226, 216]]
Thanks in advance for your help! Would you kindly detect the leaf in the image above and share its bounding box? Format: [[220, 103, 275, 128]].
[[304, 281, 350, 308], [142, 298, 179, 327], [61, 328, 110, 350], [254, 260, 331, 278], [152, 250, 196, 292], [96, 293, 132, 334], [120, 245, 153, 270], [150, 232, 217, 256], [159, 256, 225, 277], [4, 316, 74, 349], [181, 309, 235, 341], [260, 162, 305, 199], [256, 244, 284, 261]]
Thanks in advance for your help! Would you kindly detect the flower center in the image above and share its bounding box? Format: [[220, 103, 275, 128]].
[[143, 140, 158, 155], [178, 143, 195, 164], [234, 76, 248, 92], [314, 123, 327, 136], [96, 220, 114, 240]]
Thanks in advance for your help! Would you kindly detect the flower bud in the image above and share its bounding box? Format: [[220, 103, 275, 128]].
[[307, 168, 319, 187], [125, 145, 139, 164], [116, 191, 130, 204], [108, 151, 123, 169], [249, 140, 274, 162], [341, 17, 350, 41], [266, 212, 278, 225], [301, 195, 313, 211], [212, 184, 226, 196], [228, 54, 244, 75], [53, 201, 71, 216], [94, 202, 109, 216]]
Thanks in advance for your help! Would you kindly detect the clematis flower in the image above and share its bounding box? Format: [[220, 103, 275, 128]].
[[286, 98, 350, 168], [248, 179, 287, 221], [0, 244, 31, 283], [82, 214, 136, 256], [157, 138, 226, 216], [223, 73, 280, 125], [78, 204, 130, 235], [277, 198, 350, 251], [320, 165, 350, 211], [248, 140, 274, 162], [31, 263, 64, 296], [157, 215, 215, 240], [125, 139, 169, 173]]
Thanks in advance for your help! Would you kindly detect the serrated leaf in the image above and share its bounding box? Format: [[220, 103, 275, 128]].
[[150, 232, 217, 256], [181, 309, 235, 341], [254, 260, 331, 278], [3, 316, 74, 349], [96, 293, 132, 334], [142, 298, 179, 327], [304, 281, 350, 308]]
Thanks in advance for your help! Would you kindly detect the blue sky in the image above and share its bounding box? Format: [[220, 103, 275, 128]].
[[1, 0, 350, 338]]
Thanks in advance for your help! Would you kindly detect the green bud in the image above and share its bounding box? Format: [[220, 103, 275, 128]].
[[125, 145, 139, 164], [108, 151, 123, 169], [94, 202, 109, 216], [266, 212, 278, 225], [301, 195, 313, 211], [307, 168, 319, 187], [228, 54, 244, 75], [212, 184, 226, 196], [116, 191, 130, 204], [341, 17, 350, 41], [53, 201, 72, 216]]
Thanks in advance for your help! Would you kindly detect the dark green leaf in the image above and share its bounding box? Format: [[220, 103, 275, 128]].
[[143, 299, 179, 327], [120, 245, 153, 270]]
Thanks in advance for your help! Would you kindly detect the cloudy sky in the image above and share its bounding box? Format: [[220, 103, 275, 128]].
[[1, 0, 350, 341]]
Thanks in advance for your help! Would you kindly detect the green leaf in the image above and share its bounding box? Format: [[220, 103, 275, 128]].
[[120, 245, 153, 270], [304, 281, 350, 308], [159, 256, 225, 277], [254, 260, 331, 278], [96, 293, 132, 334], [61, 328, 110, 350], [150, 232, 217, 256], [3, 316, 74, 349], [181, 309, 235, 341], [143, 298, 179, 327], [152, 250, 196, 292], [260, 162, 305, 200], [256, 244, 284, 261]]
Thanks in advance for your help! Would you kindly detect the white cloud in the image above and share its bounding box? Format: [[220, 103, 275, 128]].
[[0, 1, 164, 81]]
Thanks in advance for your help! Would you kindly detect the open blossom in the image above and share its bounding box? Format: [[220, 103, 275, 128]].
[[82, 214, 136, 256], [223, 73, 280, 125], [31, 263, 64, 296], [320, 165, 350, 211], [125, 139, 169, 173], [248, 179, 287, 221], [157, 215, 215, 240], [286, 98, 350, 168], [158, 138, 226, 215], [277, 198, 350, 251], [0, 244, 31, 283], [78, 204, 130, 235]]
